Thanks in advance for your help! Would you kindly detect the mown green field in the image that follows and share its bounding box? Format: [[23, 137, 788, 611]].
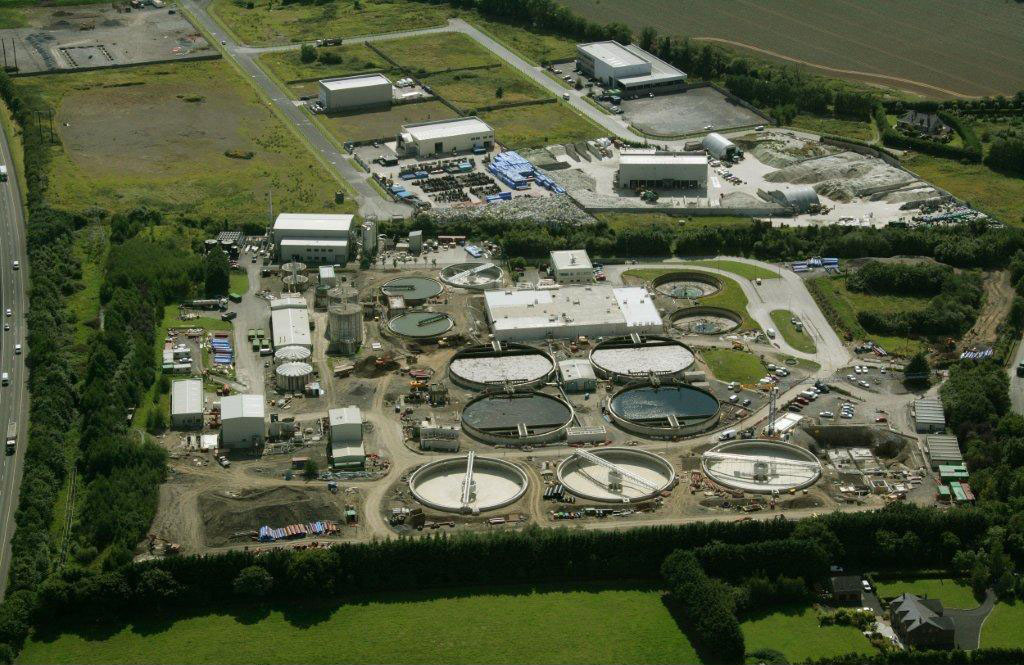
[[740, 605, 869, 663], [902, 152, 1024, 227], [556, 0, 1024, 98], [790, 114, 876, 142], [210, 0, 455, 46], [481, 103, 602, 150], [623, 267, 758, 330], [981, 600, 1024, 649], [20, 586, 700, 665], [873, 577, 978, 609], [259, 44, 390, 85], [700, 348, 766, 385], [15, 60, 353, 225], [807, 275, 927, 356], [686, 260, 778, 281], [380, 32, 500, 72], [770, 310, 817, 354]]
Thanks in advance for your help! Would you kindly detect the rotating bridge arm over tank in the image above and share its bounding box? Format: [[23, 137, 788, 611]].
[[573, 449, 660, 493], [703, 451, 821, 474], [460, 451, 477, 509], [450, 263, 495, 283]]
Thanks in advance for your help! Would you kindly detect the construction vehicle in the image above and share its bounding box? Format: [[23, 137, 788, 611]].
[[148, 534, 181, 556]]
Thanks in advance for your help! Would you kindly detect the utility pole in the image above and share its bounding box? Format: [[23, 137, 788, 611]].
[[48, 110, 54, 143]]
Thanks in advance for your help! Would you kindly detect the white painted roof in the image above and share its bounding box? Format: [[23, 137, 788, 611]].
[[272, 306, 311, 349], [171, 379, 203, 416], [550, 249, 592, 272], [484, 286, 662, 333], [329, 406, 362, 427], [320, 73, 391, 91], [319, 265, 336, 279], [403, 117, 492, 142], [578, 41, 647, 68], [221, 394, 264, 420], [618, 43, 686, 85], [620, 153, 707, 166], [613, 287, 662, 328], [559, 358, 596, 382], [270, 296, 307, 310], [273, 213, 354, 234]]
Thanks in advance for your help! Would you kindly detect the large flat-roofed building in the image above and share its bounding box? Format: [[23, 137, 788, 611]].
[[270, 296, 311, 350], [220, 394, 265, 448], [329, 406, 364, 468], [914, 398, 946, 433], [273, 213, 354, 266], [170, 378, 203, 429], [397, 117, 493, 156], [550, 249, 593, 284], [576, 41, 686, 94], [618, 151, 707, 190], [484, 285, 662, 341], [318, 73, 392, 112], [926, 434, 963, 470]]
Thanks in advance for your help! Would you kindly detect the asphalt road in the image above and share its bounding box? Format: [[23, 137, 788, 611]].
[[1008, 336, 1024, 414], [0, 123, 30, 599]]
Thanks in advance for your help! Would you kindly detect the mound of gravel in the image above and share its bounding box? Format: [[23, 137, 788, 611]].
[[734, 135, 840, 169], [765, 151, 919, 202], [425, 193, 596, 227]]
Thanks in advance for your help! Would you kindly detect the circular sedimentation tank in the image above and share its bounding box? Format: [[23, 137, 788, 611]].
[[276, 361, 313, 392], [408, 455, 529, 514], [274, 345, 312, 363], [589, 335, 695, 382], [387, 311, 454, 339], [670, 306, 742, 334], [281, 261, 307, 274], [448, 342, 554, 390], [381, 276, 443, 305], [283, 273, 309, 288], [462, 391, 574, 446], [652, 271, 722, 299], [439, 262, 503, 291], [607, 382, 720, 438], [702, 440, 822, 494], [557, 448, 676, 503]]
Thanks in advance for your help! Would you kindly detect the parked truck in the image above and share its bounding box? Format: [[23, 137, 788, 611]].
[[6, 421, 16, 455]]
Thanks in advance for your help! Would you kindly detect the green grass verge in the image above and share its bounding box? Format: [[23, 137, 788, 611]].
[[807, 275, 927, 356], [229, 271, 249, 296], [469, 17, 576, 65], [258, 44, 390, 83], [700, 348, 766, 384], [381, 32, 499, 72], [981, 600, 1024, 648], [789, 114, 876, 142], [770, 310, 817, 354], [872, 577, 978, 609], [20, 585, 699, 664], [624, 267, 758, 330], [903, 152, 1024, 227], [208, 0, 455, 46], [316, 100, 458, 144], [0, 7, 28, 29], [686, 260, 778, 281], [67, 223, 109, 356], [481, 102, 603, 150], [15, 59, 354, 227], [741, 605, 869, 663]]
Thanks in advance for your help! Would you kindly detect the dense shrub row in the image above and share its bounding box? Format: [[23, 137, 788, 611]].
[[874, 104, 983, 163]]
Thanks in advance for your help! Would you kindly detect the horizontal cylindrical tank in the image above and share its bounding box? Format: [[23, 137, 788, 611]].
[[276, 362, 313, 392]]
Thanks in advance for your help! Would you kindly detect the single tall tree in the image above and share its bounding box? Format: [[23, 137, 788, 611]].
[[204, 246, 230, 296]]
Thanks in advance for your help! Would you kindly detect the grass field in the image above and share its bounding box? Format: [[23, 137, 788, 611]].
[[67, 224, 109, 353], [770, 310, 817, 354], [873, 577, 978, 609], [380, 32, 500, 73], [470, 17, 576, 65], [20, 585, 700, 665], [902, 152, 1024, 226], [700, 348, 766, 385], [229, 271, 249, 296], [209, 0, 455, 46], [317, 100, 457, 144], [556, 0, 1024, 98], [790, 115, 876, 142], [481, 103, 603, 150], [740, 605, 869, 663], [686, 260, 778, 281], [425, 67, 545, 109], [258, 44, 390, 84], [807, 275, 927, 356], [15, 60, 352, 226], [624, 267, 758, 330], [980, 600, 1024, 649]]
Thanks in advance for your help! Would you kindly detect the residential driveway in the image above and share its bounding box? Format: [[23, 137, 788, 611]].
[[946, 589, 996, 649]]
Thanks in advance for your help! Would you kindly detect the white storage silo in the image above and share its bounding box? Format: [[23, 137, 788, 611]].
[[276, 362, 313, 392]]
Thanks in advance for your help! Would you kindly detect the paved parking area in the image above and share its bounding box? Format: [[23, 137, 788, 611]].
[[622, 86, 764, 137]]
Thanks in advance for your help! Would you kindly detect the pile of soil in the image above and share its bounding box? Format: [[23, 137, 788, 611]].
[[199, 486, 342, 547]]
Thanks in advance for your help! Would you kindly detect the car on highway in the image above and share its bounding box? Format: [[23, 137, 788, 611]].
[[11, 260, 18, 270], [2, 323, 7, 331], [4, 309, 10, 317], [13, 344, 21, 354], [562, 93, 570, 100]]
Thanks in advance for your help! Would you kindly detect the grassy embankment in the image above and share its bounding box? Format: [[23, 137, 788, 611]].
[[699, 348, 766, 385], [623, 268, 759, 331], [770, 309, 817, 354], [872, 577, 977, 608], [807, 275, 927, 356]]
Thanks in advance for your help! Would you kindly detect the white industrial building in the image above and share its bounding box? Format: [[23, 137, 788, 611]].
[[220, 394, 265, 448], [270, 296, 312, 350], [914, 398, 946, 433], [702, 133, 740, 161], [576, 41, 686, 94], [318, 264, 337, 287], [397, 117, 493, 156], [484, 285, 663, 341], [273, 213, 354, 266], [329, 406, 365, 468], [618, 151, 707, 190], [420, 421, 460, 452], [170, 378, 203, 429], [318, 73, 392, 113], [558, 359, 597, 393], [550, 249, 593, 284]]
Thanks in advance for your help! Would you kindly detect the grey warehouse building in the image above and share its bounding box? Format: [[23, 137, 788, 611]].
[[273, 213, 354, 266], [618, 151, 707, 190], [318, 73, 392, 113], [914, 398, 946, 433], [397, 117, 493, 157], [576, 41, 686, 94], [170, 378, 203, 429]]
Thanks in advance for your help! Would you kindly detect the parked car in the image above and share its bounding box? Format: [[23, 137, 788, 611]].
[[819, 411, 834, 418]]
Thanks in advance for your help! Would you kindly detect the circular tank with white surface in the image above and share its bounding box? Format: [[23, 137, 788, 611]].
[[439, 262, 503, 291], [589, 335, 695, 382], [408, 455, 529, 514], [448, 342, 554, 390], [557, 448, 676, 503], [702, 440, 822, 494], [276, 361, 313, 392]]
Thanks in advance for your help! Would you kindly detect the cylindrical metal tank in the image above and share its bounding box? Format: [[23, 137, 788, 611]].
[[327, 286, 359, 306], [274, 345, 312, 363], [328, 303, 363, 347], [276, 362, 313, 392]]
